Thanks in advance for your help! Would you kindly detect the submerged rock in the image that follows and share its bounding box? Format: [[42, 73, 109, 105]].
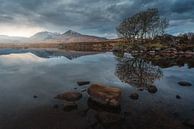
[[55, 91, 82, 101], [87, 84, 122, 107], [176, 95, 181, 99], [87, 98, 121, 113], [81, 89, 87, 92], [178, 81, 192, 87], [130, 93, 139, 100], [33, 95, 38, 99], [63, 101, 78, 112], [53, 104, 59, 109], [77, 81, 90, 86], [96, 111, 121, 125], [147, 85, 158, 94]]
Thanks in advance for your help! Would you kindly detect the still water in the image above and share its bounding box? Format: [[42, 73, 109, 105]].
[[0, 49, 193, 129]]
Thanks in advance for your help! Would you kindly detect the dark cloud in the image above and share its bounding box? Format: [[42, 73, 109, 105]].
[[0, 0, 193, 37]]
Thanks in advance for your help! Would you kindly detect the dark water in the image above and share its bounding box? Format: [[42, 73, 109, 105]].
[[0, 49, 193, 129]]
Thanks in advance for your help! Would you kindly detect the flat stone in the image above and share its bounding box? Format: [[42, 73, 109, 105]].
[[147, 85, 158, 94], [77, 81, 90, 86], [55, 91, 82, 101], [88, 84, 122, 107], [130, 93, 139, 100], [178, 81, 192, 87]]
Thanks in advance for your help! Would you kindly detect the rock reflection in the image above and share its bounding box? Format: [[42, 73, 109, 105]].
[[87, 98, 121, 113], [116, 56, 163, 91]]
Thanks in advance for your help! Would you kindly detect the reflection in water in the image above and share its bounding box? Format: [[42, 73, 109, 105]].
[[143, 55, 194, 68], [116, 57, 163, 89], [87, 98, 121, 113]]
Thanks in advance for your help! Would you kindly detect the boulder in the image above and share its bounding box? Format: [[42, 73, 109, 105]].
[[178, 81, 192, 87], [87, 84, 122, 107], [55, 91, 82, 101]]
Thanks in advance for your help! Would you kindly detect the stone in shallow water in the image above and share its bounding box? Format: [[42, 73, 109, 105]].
[[130, 93, 139, 100], [178, 81, 192, 87], [33, 95, 38, 99], [55, 91, 82, 101], [87, 84, 122, 107], [147, 85, 158, 94], [77, 81, 90, 86], [96, 111, 121, 125], [63, 101, 78, 112], [87, 98, 121, 113], [176, 95, 181, 99]]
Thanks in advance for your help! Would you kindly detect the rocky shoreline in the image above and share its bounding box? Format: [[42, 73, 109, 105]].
[[131, 48, 194, 58]]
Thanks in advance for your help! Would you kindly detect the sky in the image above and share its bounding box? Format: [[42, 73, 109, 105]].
[[0, 0, 193, 38]]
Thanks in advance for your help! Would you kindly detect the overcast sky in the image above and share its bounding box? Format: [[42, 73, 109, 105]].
[[0, 0, 193, 38]]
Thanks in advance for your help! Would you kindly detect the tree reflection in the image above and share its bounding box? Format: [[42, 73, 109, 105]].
[[116, 57, 163, 90]]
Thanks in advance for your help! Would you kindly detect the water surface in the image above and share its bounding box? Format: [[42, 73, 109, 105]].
[[0, 50, 193, 129]]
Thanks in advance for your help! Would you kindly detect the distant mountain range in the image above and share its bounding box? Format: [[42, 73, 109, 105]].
[[0, 30, 107, 43]]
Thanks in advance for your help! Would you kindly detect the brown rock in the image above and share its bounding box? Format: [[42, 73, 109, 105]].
[[87, 84, 122, 107], [55, 91, 82, 101]]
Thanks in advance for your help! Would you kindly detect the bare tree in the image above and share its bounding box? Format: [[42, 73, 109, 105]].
[[117, 8, 169, 50]]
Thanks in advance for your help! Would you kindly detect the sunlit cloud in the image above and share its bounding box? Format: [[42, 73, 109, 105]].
[[0, 24, 45, 37], [0, 0, 193, 37]]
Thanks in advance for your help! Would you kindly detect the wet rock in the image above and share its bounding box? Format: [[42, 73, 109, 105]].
[[77, 81, 90, 86], [138, 88, 144, 91], [176, 95, 181, 99], [96, 111, 121, 125], [178, 81, 192, 87], [63, 101, 78, 112], [55, 91, 82, 101], [33, 95, 38, 99], [88, 84, 122, 107], [147, 85, 158, 94], [87, 98, 121, 113], [130, 93, 139, 100], [81, 89, 87, 92]]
